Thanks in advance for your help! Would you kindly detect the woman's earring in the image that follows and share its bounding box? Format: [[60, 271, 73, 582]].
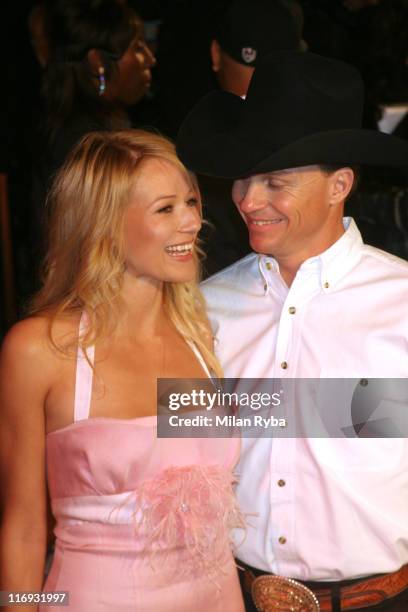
[[98, 66, 106, 96]]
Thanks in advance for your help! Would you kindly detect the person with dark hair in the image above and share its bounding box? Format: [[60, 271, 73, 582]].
[[177, 50, 408, 611], [210, 0, 301, 97], [42, 0, 155, 139], [30, 0, 155, 282], [200, 0, 304, 278]]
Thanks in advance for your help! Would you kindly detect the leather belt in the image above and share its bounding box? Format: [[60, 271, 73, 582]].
[[239, 561, 408, 611]]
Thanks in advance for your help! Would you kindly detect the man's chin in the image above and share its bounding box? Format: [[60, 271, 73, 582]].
[[249, 235, 278, 255]]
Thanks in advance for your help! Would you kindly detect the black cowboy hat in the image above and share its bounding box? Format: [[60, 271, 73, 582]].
[[176, 51, 408, 178]]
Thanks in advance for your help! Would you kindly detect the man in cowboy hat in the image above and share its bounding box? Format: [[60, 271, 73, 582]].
[[177, 51, 408, 611]]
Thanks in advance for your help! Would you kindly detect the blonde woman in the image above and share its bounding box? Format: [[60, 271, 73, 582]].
[[0, 131, 244, 611]]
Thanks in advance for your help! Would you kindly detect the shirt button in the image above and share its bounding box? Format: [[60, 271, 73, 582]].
[[324, 281, 330, 289], [277, 479, 286, 487], [281, 361, 288, 369], [288, 306, 296, 314], [266, 262, 272, 270], [278, 536, 287, 545]]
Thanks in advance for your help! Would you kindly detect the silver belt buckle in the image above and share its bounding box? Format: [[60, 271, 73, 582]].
[[252, 575, 320, 611]]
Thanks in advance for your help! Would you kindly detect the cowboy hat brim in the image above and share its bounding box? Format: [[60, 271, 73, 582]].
[[176, 90, 408, 178]]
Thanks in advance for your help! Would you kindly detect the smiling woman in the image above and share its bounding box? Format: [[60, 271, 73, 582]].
[[0, 130, 244, 611], [123, 157, 201, 283], [31, 131, 212, 367]]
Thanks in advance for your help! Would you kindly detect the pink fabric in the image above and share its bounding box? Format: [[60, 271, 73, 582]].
[[42, 315, 244, 610], [73, 314, 94, 422], [44, 418, 244, 610]]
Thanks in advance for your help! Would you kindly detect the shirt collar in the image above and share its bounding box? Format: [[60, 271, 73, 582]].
[[259, 217, 364, 295]]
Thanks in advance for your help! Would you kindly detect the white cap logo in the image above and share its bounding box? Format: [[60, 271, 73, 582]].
[[241, 47, 257, 63]]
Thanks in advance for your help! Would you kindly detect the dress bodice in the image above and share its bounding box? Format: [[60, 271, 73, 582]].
[[47, 417, 239, 510], [45, 315, 242, 586]]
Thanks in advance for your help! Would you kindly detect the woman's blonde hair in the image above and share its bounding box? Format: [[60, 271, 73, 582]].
[[30, 129, 222, 378]]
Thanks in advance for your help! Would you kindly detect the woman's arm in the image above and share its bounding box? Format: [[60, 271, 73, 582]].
[[0, 319, 53, 611]]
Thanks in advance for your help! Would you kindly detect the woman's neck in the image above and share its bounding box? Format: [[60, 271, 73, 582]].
[[118, 273, 167, 339]]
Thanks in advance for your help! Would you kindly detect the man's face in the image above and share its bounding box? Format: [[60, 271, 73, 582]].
[[231, 166, 345, 260]]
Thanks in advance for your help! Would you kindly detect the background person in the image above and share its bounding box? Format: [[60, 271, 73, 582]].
[[210, 0, 301, 97], [177, 50, 408, 611], [198, 0, 304, 278], [0, 130, 244, 612], [30, 0, 156, 291]]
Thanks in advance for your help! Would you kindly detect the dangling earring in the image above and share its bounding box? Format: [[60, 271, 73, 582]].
[[98, 65, 106, 96]]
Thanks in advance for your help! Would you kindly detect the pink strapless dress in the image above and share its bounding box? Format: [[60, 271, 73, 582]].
[[42, 321, 245, 611]]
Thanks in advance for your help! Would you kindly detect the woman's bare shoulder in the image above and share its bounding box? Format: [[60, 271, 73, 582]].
[[1, 313, 80, 364]]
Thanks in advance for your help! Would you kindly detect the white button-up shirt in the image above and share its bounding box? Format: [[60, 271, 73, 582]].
[[201, 218, 408, 581]]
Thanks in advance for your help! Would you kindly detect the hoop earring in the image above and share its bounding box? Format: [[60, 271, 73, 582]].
[[98, 66, 106, 96]]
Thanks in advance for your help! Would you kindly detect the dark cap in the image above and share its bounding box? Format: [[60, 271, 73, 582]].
[[215, 0, 301, 66]]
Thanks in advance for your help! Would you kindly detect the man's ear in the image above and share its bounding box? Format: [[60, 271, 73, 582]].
[[87, 48, 104, 75], [328, 168, 355, 206], [210, 39, 222, 72]]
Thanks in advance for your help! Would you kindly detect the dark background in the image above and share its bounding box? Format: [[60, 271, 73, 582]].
[[1, 0, 407, 337]]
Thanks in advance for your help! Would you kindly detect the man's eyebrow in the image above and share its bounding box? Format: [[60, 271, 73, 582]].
[[269, 169, 292, 176], [264, 172, 289, 180]]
